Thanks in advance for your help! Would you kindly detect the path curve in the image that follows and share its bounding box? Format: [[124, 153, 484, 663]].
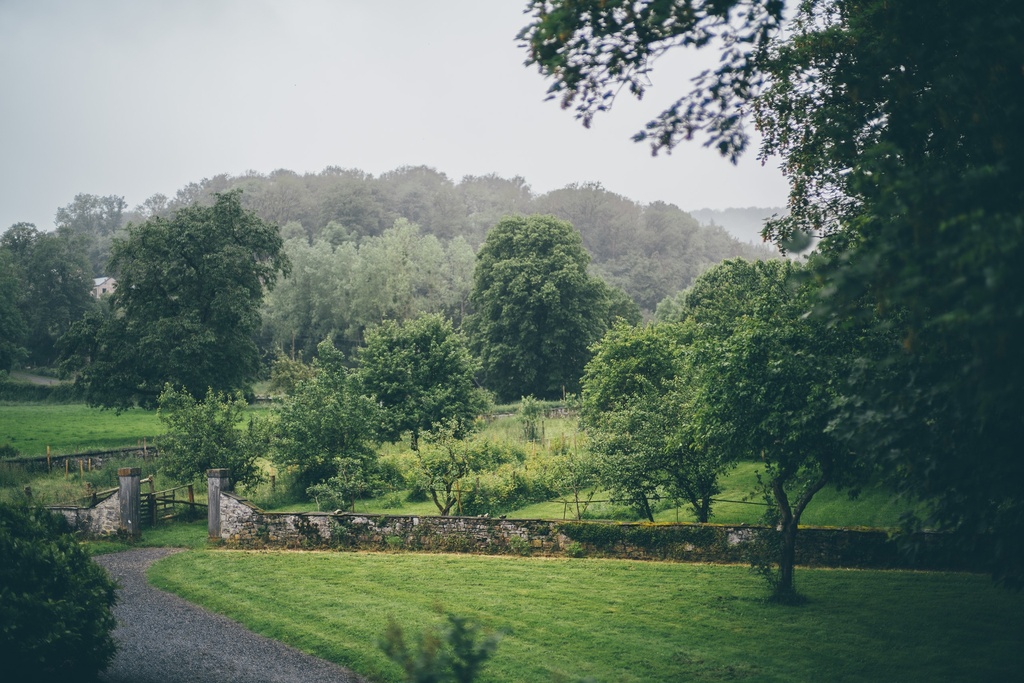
[[94, 548, 366, 683]]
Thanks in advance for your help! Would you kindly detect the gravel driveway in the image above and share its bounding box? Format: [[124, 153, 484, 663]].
[[94, 548, 366, 683]]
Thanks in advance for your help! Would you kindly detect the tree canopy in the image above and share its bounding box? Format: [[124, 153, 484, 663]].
[[59, 191, 289, 409], [357, 314, 489, 447], [522, 0, 1024, 587], [466, 214, 620, 401]]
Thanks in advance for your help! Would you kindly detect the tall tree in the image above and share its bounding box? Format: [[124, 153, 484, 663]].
[[59, 191, 289, 409], [521, 0, 1024, 586], [466, 214, 613, 401], [1, 223, 95, 367], [357, 314, 489, 448]]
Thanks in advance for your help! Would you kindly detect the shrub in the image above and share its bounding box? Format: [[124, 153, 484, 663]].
[[380, 612, 501, 683], [0, 502, 118, 680]]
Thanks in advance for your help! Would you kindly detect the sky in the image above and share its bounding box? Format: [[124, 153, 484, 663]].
[[0, 0, 789, 232]]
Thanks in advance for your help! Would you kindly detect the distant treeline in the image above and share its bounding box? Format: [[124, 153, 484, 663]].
[[3, 166, 778, 367]]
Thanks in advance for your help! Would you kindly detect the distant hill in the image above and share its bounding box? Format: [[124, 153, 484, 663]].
[[689, 207, 787, 245]]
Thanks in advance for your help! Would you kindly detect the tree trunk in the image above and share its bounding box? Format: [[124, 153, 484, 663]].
[[777, 518, 798, 598]]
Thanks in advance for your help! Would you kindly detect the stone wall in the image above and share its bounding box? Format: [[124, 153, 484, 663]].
[[50, 491, 121, 537], [214, 492, 974, 571]]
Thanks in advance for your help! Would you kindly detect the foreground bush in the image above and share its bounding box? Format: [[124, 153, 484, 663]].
[[0, 502, 118, 680]]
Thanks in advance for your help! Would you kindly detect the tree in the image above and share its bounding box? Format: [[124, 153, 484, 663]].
[[1, 223, 95, 367], [54, 193, 128, 276], [581, 321, 729, 523], [358, 314, 488, 449], [522, 0, 1024, 587], [59, 191, 289, 409], [413, 420, 496, 516], [273, 339, 380, 495], [0, 502, 118, 681], [380, 612, 502, 683], [0, 250, 27, 373], [465, 214, 612, 401], [685, 260, 864, 599], [157, 385, 266, 489]]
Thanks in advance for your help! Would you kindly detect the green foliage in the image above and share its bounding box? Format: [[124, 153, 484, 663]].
[[465, 214, 615, 401], [519, 0, 785, 160], [0, 222, 96, 368], [0, 502, 118, 680], [412, 420, 497, 516], [380, 612, 501, 683], [59, 190, 289, 409], [516, 395, 543, 442], [262, 220, 477, 357], [157, 385, 266, 489], [358, 314, 489, 447], [581, 321, 730, 523], [0, 376, 84, 403], [522, 0, 1024, 590], [687, 260, 868, 598], [268, 354, 315, 395], [273, 339, 380, 494], [0, 249, 27, 373]]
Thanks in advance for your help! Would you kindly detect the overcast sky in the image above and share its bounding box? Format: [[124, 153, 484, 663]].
[[0, 0, 789, 231]]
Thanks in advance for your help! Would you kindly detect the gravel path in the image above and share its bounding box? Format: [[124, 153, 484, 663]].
[[94, 548, 366, 683]]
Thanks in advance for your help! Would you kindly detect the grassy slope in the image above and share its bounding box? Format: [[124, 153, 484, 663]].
[[148, 549, 1024, 683], [0, 403, 163, 456]]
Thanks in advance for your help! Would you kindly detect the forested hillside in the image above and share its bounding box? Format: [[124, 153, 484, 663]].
[[33, 167, 775, 358], [157, 167, 775, 310]]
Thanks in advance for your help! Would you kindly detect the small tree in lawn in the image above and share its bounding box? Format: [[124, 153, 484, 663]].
[[414, 420, 494, 516], [688, 261, 866, 600], [550, 437, 598, 520]]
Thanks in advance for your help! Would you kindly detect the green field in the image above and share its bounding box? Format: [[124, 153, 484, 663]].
[[148, 548, 1024, 682], [0, 403, 163, 456]]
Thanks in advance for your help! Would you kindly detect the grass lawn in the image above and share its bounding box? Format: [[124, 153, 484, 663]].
[[85, 517, 209, 555], [148, 549, 1024, 682]]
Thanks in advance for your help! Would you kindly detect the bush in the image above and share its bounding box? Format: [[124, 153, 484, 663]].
[[380, 612, 501, 683], [0, 379, 83, 403], [0, 502, 118, 680]]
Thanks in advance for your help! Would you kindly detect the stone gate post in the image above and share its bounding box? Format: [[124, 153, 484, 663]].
[[207, 468, 230, 540], [117, 467, 142, 539]]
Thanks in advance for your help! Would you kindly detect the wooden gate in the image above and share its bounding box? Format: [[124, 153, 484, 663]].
[[139, 479, 206, 527]]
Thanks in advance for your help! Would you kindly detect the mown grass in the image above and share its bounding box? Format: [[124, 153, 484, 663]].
[[148, 549, 1024, 682], [85, 517, 209, 556]]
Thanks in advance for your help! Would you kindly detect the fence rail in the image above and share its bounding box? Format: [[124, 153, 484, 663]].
[[140, 482, 206, 527]]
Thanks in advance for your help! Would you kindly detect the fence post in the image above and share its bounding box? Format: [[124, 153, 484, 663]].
[[207, 469, 230, 540], [118, 467, 142, 540]]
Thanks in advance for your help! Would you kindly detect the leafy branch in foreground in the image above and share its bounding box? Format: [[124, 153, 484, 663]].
[[380, 612, 502, 683]]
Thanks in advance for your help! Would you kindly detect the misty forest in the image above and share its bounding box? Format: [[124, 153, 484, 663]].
[[0, 168, 775, 369]]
